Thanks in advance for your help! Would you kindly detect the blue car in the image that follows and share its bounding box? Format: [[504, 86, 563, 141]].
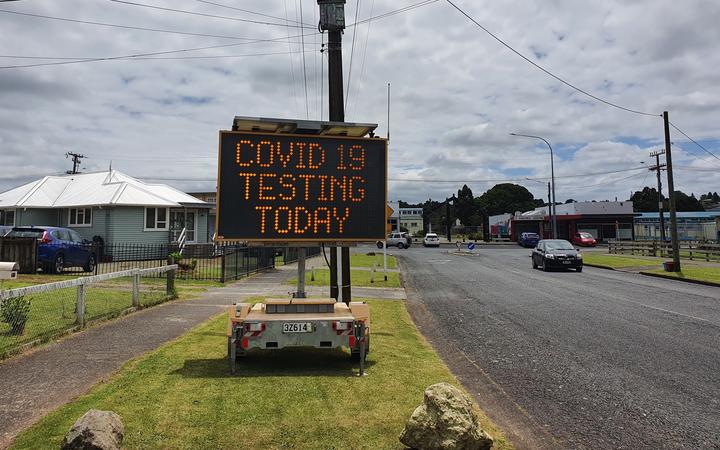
[[518, 232, 540, 248], [6, 226, 96, 273]]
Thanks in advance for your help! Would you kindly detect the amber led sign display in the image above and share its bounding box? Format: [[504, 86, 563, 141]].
[[216, 131, 387, 242]]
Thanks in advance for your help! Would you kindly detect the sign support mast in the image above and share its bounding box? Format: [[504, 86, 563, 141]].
[[319, 0, 349, 302]]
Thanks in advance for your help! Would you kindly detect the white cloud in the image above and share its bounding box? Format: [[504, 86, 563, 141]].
[[0, 0, 718, 206]]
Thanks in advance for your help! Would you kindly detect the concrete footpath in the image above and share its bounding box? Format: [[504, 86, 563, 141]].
[[0, 258, 406, 448]]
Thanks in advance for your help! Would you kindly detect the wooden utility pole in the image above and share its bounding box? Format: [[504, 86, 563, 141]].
[[649, 150, 666, 242], [65, 152, 85, 174], [663, 111, 681, 272], [319, 0, 349, 301]]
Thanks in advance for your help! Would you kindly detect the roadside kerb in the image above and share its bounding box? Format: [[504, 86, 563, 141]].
[[639, 271, 720, 288]]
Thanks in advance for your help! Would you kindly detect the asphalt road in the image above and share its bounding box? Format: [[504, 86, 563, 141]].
[[393, 245, 720, 450]]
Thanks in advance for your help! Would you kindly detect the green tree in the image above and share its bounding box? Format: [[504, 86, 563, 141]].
[[476, 183, 539, 216], [631, 187, 705, 212], [455, 185, 475, 226], [674, 191, 704, 212], [630, 187, 659, 212]]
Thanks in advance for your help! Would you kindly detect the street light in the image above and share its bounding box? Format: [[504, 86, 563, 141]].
[[511, 133, 557, 239]]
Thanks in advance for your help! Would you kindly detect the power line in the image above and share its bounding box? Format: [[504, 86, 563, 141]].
[[347, 0, 439, 28], [109, 0, 314, 29], [352, 0, 376, 118], [0, 42, 306, 69], [284, 0, 300, 119], [298, 0, 309, 118], [388, 166, 648, 183], [136, 166, 645, 183], [668, 121, 720, 162], [444, 0, 660, 118], [345, 0, 361, 111], [193, 0, 311, 26], [0, 8, 311, 42]]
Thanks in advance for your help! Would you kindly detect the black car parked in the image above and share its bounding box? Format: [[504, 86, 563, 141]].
[[532, 239, 583, 272]]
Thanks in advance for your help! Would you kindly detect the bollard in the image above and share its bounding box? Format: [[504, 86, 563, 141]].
[[311, 267, 315, 282], [370, 263, 375, 284]]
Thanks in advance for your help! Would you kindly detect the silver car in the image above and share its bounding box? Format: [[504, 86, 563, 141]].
[[376, 231, 412, 249]]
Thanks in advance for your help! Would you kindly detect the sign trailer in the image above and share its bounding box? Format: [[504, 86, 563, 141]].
[[218, 117, 386, 375]]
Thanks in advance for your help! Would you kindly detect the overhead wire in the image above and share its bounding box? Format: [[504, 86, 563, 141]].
[[387, 166, 648, 184], [352, 0, 376, 118], [0, 42, 310, 69], [444, 0, 660, 118], [345, 0, 361, 111], [668, 121, 720, 162], [108, 0, 314, 29], [193, 0, 310, 26], [298, 0, 309, 118], [0, 8, 313, 42], [347, 0, 439, 28], [136, 166, 646, 183], [283, 0, 300, 119]]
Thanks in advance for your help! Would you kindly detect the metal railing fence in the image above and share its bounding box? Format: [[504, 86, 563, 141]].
[[15, 242, 321, 281], [0, 265, 176, 358]]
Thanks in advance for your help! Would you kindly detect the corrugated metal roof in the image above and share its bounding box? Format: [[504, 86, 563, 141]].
[[636, 211, 720, 219], [0, 170, 209, 209]]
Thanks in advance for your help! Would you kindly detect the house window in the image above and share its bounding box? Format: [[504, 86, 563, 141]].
[[69, 208, 92, 227], [145, 207, 168, 230], [206, 196, 216, 204], [0, 210, 15, 226]]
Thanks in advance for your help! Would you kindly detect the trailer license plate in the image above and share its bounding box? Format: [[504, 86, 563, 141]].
[[283, 322, 313, 333]]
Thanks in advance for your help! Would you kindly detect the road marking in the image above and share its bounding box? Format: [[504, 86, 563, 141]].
[[427, 259, 452, 265], [622, 299, 713, 325]]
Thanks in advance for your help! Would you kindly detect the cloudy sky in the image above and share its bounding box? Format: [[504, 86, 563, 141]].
[[1, 0, 719, 204]]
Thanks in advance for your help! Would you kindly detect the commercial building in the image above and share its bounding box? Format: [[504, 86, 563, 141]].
[[495, 201, 636, 242], [634, 211, 720, 241], [399, 207, 423, 236]]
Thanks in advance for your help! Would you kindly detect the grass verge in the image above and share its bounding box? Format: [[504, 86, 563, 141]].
[[582, 253, 664, 269], [11, 299, 510, 450], [350, 253, 398, 269], [641, 267, 720, 285], [289, 269, 401, 288]]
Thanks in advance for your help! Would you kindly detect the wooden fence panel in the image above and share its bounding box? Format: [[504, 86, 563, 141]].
[[0, 238, 37, 274]]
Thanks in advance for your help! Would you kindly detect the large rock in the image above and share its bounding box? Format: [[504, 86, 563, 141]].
[[400, 382, 493, 450], [61, 409, 124, 450]]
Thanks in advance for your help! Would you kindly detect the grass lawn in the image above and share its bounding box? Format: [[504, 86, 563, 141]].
[[350, 253, 398, 269], [289, 269, 401, 288], [11, 299, 511, 450], [582, 253, 664, 269], [642, 266, 720, 285]]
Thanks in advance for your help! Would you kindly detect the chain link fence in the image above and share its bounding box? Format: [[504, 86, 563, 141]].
[[0, 266, 176, 359]]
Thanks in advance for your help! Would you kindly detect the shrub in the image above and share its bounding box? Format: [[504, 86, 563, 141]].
[[169, 252, 183, 263], [1, 296, 31, 335]]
